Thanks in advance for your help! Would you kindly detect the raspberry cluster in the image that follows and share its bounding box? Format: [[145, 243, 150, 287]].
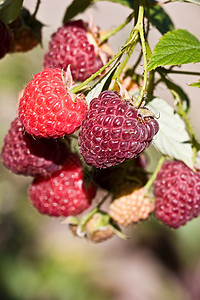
[[1, 66, 98, 218], [1, 15, 162, 241], [1, 115, 96, 217], [1, 0, 200, 247], [79, 90, 159, 168], [154, 161, 200, 228]]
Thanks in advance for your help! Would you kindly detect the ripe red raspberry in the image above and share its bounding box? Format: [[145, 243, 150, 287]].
[[29, 154, 96, 217], [109, 187, 155, 226], [0, 21, 12, 59], [44, 20, 109, 82], [1, 117, 69, 177], [18, 68, 87, 138], [78, 90, 159, 168], [154, 160, 200, 228]]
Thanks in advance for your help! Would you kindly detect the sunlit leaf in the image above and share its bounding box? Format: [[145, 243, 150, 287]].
[[190, 80, 200, 88], [147, 97, 194, 169], [148, 29, 200, 71], [0, 0, 23, 24], [63, 0, 92, 23]]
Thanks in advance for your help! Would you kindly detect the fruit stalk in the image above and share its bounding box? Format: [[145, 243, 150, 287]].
[[70, 1, 149, 96], [32, 0, 41, 18], [112, 37, 139, 87], [171, 89, 199, 164], [164, 69, 200, 77], [70, 47, 125, 94], [70, 16, 141, 95], [78, 192, 111, 232], [144, 155, 166, 192], [133, 0, 149, 108], [100, 11, 134, 45]]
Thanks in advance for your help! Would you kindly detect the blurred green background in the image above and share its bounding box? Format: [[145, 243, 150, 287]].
[[1, 1, 200, 299]]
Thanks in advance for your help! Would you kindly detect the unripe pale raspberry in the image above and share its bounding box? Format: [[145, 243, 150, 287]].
[[109, 187, 154, 226], [1, 117, 69, 177], [109, 187, 155, 226], [44, 20, 110, 82], [85, 212, 115, 243], [0, 21, 12, 59], [29, 154, 96, 217], [78, 90, 159, 168], [154, 160, 200, 228], [18, 68, 88, 138]]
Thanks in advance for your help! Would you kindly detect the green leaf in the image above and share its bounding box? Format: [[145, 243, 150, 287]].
[[62, 0, 134, 22], [85, 61, 119, 105], [148, 29, 200, 71], [148, 5, 174, 35], [146, 98, 194, 169], [190, 80, 200, 88], [93, 0, 133, 8], [171, 0, 200, 5], [0, 0, 23, 24], [63, 0, 92, 23], [96, 1, 174, 34]]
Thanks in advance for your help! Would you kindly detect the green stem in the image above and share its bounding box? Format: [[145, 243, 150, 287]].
[[71, 26, 139, 94], [32, 0, 41, 18], [131, 52, 142, 75], [100, 12, 134, 45], [164, 69, 200, 77], [144, 155, 166, 191], [147, 70, 155, 96], [145, 39, 152, 59], [112, 36, 139, 84], [71, 1, 147, 96], [79, 192, 111, 230], [97, 192, 111, 209], [171, 90, 198, 163], [70, 50, 124, 94], [133, 0, 148, 108]]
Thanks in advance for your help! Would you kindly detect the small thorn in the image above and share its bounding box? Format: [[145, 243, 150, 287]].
[[64, 65, 74, 90], [117, 81, 131, 101], [68, 91, 77, 103]]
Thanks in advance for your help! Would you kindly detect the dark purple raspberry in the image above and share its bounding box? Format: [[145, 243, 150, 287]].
[[154, 160, 200, 228], [78, 90, 159, 168], [1, 117, 69, 177], [0, 21, 12, 59], [44, 20, 108, 82]]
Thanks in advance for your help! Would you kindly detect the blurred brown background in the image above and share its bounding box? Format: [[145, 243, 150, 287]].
[[0, 1, 200, 299]]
